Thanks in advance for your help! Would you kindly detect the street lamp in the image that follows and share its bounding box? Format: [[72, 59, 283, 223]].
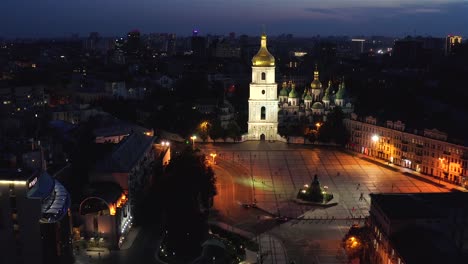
[[438, 157, 449, 184], [210, 153, 217, 164], [190, 135, 197, 150], [371, 134, 379, 158]]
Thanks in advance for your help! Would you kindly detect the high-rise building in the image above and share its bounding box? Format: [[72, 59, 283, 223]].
[[445, 35, 462, 55], [0, 142, 72, 264], [246, 34, 280, 141], [351, 38, 365, 56], [191, 30, 207, 57], [126, 30, 142, 55]]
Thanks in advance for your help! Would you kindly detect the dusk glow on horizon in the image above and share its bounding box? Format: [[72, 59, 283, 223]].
[[1, 0, 468, 37]]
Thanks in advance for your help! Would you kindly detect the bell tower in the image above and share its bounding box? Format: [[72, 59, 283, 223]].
[[247, 34, 279, 141]]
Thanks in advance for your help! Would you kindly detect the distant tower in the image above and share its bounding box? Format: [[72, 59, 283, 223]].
[[247, 34, 279, 141]]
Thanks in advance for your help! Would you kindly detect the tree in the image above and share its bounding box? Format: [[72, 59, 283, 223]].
[[208, 119, 223, 142], [342, 224, 373, 263], [226, 121, 241, 141], [197, 121, 210, 142], [318, 106, 348, 145], [159, 148, 218, 261]]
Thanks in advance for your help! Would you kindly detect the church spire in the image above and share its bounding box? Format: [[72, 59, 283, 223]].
[[314, 64, 319, 80]]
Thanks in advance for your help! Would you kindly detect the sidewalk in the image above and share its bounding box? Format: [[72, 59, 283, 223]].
[[120, 226, 140, 250]]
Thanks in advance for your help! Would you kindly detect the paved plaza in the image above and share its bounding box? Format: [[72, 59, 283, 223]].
[[204, 141, 450, 220], [200, 141, 458, 264]]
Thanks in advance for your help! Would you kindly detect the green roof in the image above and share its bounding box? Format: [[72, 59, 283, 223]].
[[312, 102, 323, 109], [289, 88, 299, 98], [322, 88, 330, 101], [335, 82, 345, 99], [304, 94, 312, 100], [279, 87, 289, 96]]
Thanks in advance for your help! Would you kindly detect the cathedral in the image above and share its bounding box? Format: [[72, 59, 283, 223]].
[[246, 34, 353, 141], [278, 66, 354, 131]]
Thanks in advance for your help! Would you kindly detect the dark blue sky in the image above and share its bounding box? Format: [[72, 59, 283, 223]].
[[1, 0, 468, 38]]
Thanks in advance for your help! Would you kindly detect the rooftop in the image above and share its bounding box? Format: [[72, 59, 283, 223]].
[[95, 132, 155, 173], [370, 192, 468, 220], [391, 227, 464, 264]]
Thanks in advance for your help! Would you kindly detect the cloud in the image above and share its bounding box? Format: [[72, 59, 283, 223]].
[[302, 1, 453, 22], [303, 8, 336, 15], [402, 8, 443, 13]]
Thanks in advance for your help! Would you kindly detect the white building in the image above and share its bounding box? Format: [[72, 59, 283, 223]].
[[246, 34, 280, 141]]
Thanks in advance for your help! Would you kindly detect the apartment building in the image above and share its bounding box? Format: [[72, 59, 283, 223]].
[[344, 114, 468, 187]]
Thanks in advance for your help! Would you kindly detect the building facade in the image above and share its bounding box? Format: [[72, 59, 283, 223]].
[[246, 34, 280, 141], [445, 35, 463, 56], [344, 114, 468, 187]]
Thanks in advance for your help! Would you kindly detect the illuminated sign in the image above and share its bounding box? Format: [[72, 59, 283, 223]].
[[28, 177, 38, 189], [27, 171, 41, 189]]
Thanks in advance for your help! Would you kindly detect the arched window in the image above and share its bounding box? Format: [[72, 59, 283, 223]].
[[261, 106, 266, 120], [261, 72, 266, 80]]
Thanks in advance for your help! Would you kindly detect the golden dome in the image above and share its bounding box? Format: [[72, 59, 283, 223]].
[[252, 34, 275, 67], [310, 65, 322, 89]]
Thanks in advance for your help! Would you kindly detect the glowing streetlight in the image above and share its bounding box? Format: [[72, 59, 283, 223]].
[[210, 153, 217, 164], [371, 134, 379, 159], [315, 122, 321, 129], [190, 135, 197, 150]]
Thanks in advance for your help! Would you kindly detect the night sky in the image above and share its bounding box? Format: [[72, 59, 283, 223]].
[[2, 0, 468, 38]]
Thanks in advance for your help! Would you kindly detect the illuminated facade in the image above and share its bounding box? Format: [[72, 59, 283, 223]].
[[445, 35, 462, 56], [246, 34, 280, 141], [344, 114, 468, 187], [79, 183, 132, 249], [278, 67, 353, 129]]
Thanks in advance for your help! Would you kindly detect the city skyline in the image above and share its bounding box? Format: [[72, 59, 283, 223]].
[[1, 0, 468, 38]]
